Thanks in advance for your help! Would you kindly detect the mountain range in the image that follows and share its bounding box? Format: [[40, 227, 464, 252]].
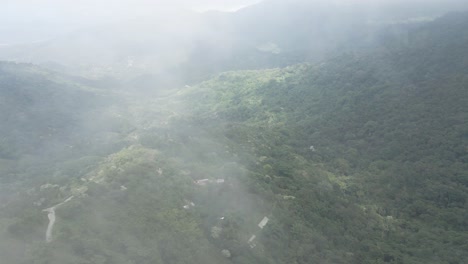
[[0, 1, 467, 264]]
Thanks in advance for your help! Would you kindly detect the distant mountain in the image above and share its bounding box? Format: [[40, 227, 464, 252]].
[[1, 0, 468, 87], [163, 0, 468, 82]]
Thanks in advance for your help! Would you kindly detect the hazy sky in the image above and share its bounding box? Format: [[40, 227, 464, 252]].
[[0, 0, 262, 43], [5, 0, 263, 13], [1, 0, 263, 27], [1, 0, 465, 44]]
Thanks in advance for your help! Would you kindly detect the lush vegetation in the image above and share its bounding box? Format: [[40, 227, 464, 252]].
[[0, 11, 467, 264]]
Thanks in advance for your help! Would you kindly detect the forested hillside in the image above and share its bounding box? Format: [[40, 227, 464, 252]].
[[0, 7, 467, 264], [0, 62, 117, 158], [175, 12, 468, 263]]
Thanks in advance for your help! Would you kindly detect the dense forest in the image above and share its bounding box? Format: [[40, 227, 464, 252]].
[[0, 2, 467, 264]]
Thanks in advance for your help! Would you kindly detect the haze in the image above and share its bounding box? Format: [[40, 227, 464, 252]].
[[0, 0, 467, 263], [2, 0, 466, 44]]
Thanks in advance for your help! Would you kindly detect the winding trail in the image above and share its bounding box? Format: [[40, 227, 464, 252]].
[[42, 196, 73, 243]]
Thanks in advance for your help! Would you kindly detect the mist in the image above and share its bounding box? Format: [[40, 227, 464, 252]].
[[2, 0, 467, 79], [1, 0, 468, 263]]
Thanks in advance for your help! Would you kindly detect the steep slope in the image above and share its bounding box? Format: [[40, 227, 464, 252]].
[[176, 12, 468, 263]]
